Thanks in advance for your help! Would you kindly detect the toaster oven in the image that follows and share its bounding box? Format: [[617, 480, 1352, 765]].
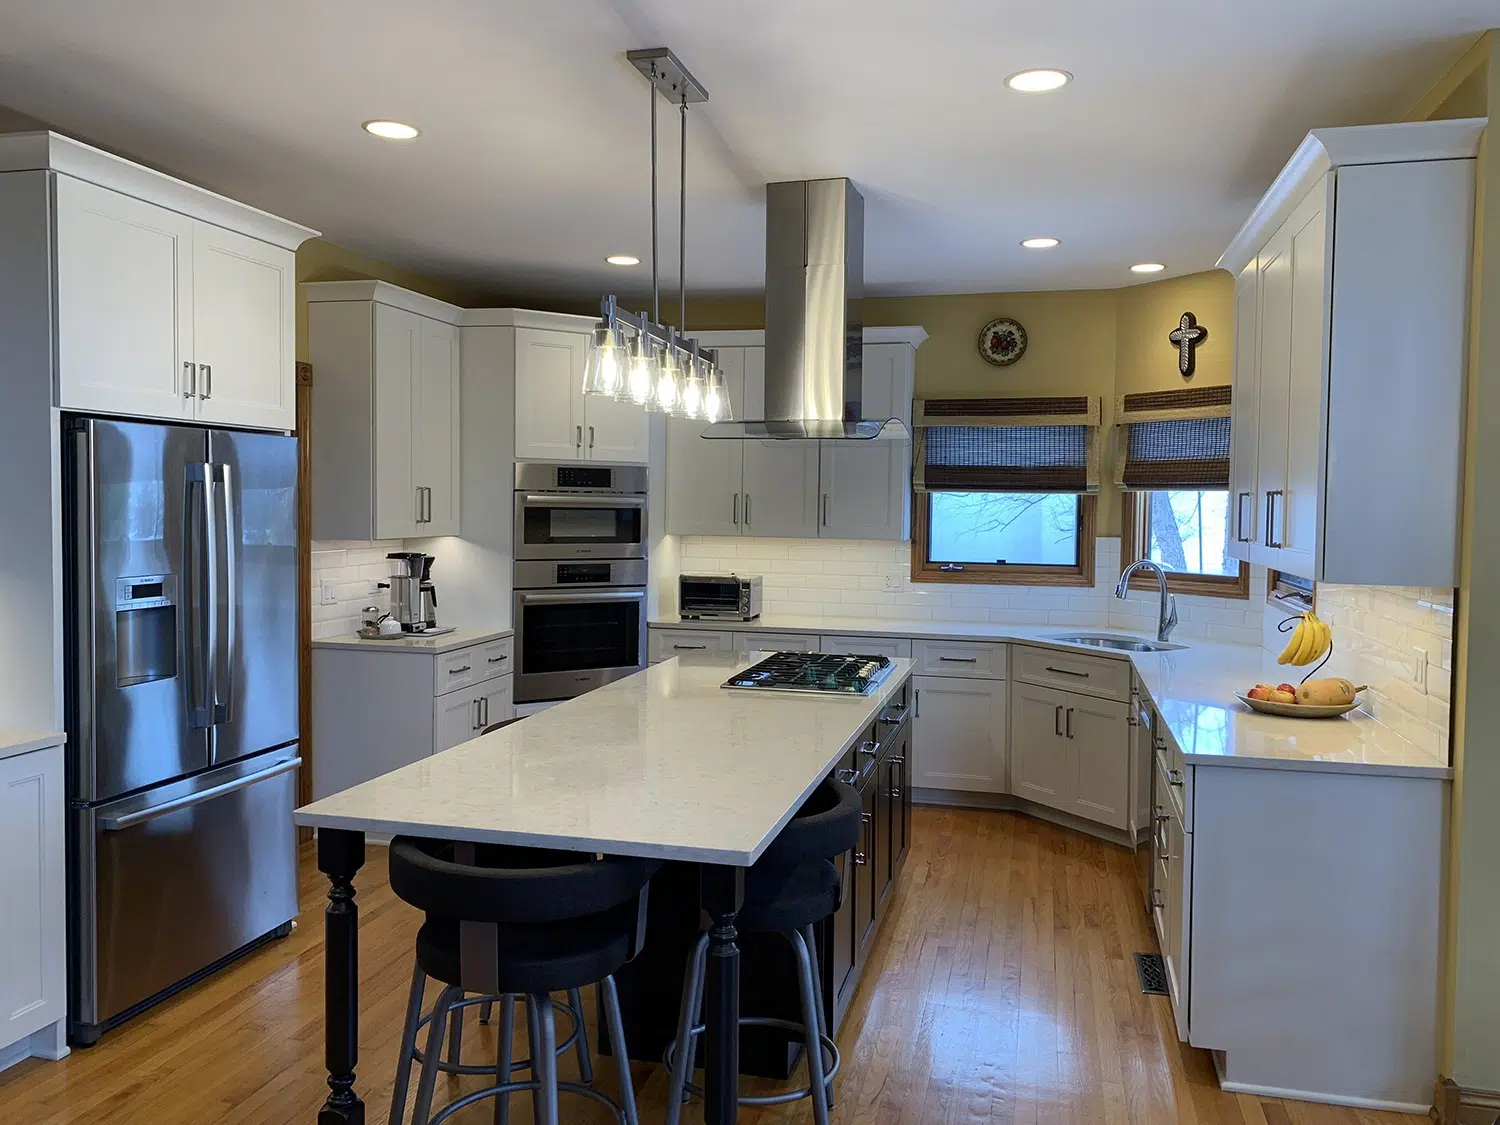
[[679, 574, 763, 621]]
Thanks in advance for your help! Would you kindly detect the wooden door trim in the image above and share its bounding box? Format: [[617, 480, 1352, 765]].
[[295, 361, 313, 843]]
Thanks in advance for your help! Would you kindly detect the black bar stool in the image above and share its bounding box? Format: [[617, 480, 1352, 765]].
[[387, 836, 660, 1125], [663, 777, 862, 1125]]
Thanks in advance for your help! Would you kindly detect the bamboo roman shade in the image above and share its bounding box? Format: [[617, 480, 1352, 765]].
[[1114, 385, 1232, 489], [913, 396, 1102, 493]]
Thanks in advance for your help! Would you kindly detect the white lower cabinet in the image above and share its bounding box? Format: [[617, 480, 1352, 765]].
[[734, 631, 820, 654], [0, 742, 67, 1066], [1010, 681, 1131, 830], [911, 675, 1007, 794], [312, 635, 514, 799]]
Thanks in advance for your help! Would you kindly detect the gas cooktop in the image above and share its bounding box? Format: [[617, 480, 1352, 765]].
[[723, 651, 895, 696]]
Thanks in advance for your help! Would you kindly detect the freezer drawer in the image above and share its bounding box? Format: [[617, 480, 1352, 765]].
[[70, 750, 300, 1036]]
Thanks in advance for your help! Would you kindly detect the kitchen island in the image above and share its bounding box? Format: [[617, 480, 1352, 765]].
[[294, 651, 913, 1125]]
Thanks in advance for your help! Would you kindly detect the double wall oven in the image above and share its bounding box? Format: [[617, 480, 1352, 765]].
[[513, 463, 648, 703]]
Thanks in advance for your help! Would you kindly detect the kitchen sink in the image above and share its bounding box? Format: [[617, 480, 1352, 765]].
[[1043, 632, 1187, 653]]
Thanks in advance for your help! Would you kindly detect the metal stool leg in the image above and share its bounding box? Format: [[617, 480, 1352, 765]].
[[567, 986, 594, 1084], [411, 985, 460, 1125], [789, 930, 831, 1125], [803, 923, 835, 1108], [494, 993, 516, 1125], [447, 996, 464, 1066], [664, 932, 710, 1125], [389, 961, 427, 1125], [601, 975, 639, 1125], [480, 998, 494, 1025], [531, 993, 561, 1125]]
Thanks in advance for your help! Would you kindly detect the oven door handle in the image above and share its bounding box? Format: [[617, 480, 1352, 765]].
[[520, 493, 646, 509], [517, 589, 647, 605]]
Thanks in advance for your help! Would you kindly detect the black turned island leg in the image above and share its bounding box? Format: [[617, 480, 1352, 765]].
[[318, 829, 366, 1124], [700, 865, 746, 1125]]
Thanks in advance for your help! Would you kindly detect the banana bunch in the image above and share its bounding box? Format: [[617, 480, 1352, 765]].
[[1277, 611, 1332, 666]]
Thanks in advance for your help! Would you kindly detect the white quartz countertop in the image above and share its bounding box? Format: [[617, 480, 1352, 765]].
[[0, 728, 65, 762], [296, 654, 914, 865], [653, 615, 1450, 779], [312, 626, 512, 655]]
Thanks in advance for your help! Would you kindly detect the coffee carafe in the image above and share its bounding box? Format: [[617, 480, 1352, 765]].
[[380, 552, 430, 632], [419, 555, 438, 630]]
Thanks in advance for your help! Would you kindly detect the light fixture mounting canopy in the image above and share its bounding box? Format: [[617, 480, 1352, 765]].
[[626, 47, 710, 103]]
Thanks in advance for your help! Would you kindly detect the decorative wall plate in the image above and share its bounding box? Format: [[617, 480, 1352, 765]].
[[978, 317, 1028, 367]]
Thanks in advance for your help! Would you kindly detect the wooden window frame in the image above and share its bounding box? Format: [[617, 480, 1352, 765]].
[[1121, 490, 1250, 599], [911, 490, 1096, 587]]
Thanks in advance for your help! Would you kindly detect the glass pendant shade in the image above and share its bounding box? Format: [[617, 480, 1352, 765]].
[[680, 367, 705, 420], [652, 347, 686, 415], [621, 332, 657, 405], [703, 368, 729, 423], [583, 327, 624, 397]]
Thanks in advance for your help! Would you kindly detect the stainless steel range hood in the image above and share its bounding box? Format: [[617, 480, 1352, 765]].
[[702, 178, 906, 441]]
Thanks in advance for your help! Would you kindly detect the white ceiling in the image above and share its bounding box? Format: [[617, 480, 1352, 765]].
[[0, 1, 1494, 300]]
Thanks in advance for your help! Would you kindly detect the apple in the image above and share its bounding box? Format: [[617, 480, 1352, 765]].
[[1269, 689, 1297, 704], [1277, 683, 1298, 695], [1247, 684, 1275, 701]]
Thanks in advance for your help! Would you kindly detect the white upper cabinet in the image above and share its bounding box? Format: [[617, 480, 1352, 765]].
[[307, 284, 462, 540], [1220, 119, 1479, 585], [54, 175, 195, 421], [512, 325, 648, 463], [28, 132, 317, 431], [189, 222, 295, 430], [665, 330, 924, 541]]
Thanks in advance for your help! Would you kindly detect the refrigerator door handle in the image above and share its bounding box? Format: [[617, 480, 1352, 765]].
[[210, 462, 236, 728], [98, 757, 301, 831], [184, 463, 214, 729]]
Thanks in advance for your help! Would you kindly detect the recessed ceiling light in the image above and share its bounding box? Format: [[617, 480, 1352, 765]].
[[362, 120, 420, 140], [606, 254, 641, 266], [1130, 262, 1167, 274], [1021, 237, 1060, 250], [1006, 69, 1072, 93]]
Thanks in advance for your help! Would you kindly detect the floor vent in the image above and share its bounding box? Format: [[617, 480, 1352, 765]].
[[1134, 952, 1169, 996]]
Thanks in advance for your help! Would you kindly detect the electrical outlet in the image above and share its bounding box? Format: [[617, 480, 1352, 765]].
[[883, 573, 902, 592], [1412, 648, 1429, 694], [319, 579, 338, 607]]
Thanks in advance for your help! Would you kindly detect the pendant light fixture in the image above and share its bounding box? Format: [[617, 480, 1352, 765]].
[[583, 47, 730, 425]]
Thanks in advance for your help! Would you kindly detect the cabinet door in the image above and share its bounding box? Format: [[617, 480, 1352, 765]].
[[1227, 261, 1261, 560], [373, 304, 420, 538], [434, 685, 486, 753], [415, 317, 461, 535], [886, 719, 913, 879], [1066, 693, 1131, 830], [54, 175, 195, 420], [911, 675, 1007, 794], [855, 780, 878, 956], [190, 222, 294, 430], [0, 746, 66, 1046], [477, 676, 514, 729], [737, 347, 821, 537], [1279, 179, 1331, 578], [666, 347, 746, 535], [1009, 682, 1073, 813], [1252, 220, 1293, 568], [514, 328, 584, 461], [819, 343, 912, 540], [584, 371, 650, 463]]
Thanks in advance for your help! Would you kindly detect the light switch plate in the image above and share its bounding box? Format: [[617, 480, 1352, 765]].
[[319, 579, 338, 606], [1412, 647, 1429, 694], [883, 574, 903, 592]]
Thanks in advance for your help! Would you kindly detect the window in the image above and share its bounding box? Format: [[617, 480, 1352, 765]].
[[914, 491, 1096, 585], [1122, 490, 1249, 598], [1268, 569, 1315, 613]]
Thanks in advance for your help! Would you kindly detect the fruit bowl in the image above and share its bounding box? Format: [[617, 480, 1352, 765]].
[[1234, 692, 1362, 719]]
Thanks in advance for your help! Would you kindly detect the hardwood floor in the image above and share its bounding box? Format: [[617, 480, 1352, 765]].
[[0, 807, 1426, 1124]]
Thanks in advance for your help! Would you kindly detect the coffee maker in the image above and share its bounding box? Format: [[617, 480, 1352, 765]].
[[380, 552, 437, 632]]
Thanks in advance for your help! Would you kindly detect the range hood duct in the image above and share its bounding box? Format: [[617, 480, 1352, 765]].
[[702, 178, 905, 441]]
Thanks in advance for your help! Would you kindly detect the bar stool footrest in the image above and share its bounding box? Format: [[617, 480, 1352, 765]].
[[412, 993, 584, 1077], [427, 1077, 628, 1125], [663, 1015, 840, 1107]]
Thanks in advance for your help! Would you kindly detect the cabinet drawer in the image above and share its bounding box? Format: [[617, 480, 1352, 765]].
[[649, 628, 737, 663], [1154, 748, 1192, 830], [734, 631, 820, 654], [821, 634, 913, 659], [912, 640, 1006, 680], [1012, 644, 1131, 701], [433, 636, 513, 697]]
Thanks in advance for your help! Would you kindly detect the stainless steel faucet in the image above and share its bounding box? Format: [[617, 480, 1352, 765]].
[[1115, 559, 1179, 642]]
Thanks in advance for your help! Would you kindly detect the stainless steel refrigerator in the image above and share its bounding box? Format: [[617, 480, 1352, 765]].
[[64, 418, 301, 1044]]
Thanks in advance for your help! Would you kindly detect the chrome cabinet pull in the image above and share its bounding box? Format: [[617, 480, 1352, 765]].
[[1045, 665, 1089, 678], [588, 425, 595, 450], [857, 740, 878, 758], [1065, 707, 1074, 739], [416, 487, 423, 523], [1168, 768, 1184, 786], [183, 360, 196, 399], [473, 699, 482, 731], [822, 492, 829, 527], [938, 656, 977, 664], [837, 768, 858, 784], [576, 425, 583, 449], [1054, 704, 1063, 737], [914, 689, 921, 718], [1236, 490, 1253, 542], [745, 494, 751, 527], [673, 643, 707, 651], [732, 493, 739, 525], [1264, 491, 1285, 548], [200, 363, 212, 400], [879, 705, 909, 725]]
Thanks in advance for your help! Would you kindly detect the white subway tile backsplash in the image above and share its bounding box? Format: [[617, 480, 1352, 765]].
[[311, 538, 408, 639]]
